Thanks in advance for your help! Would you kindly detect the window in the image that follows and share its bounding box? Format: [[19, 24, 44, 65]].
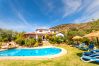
[[39, 30, 42, 32]]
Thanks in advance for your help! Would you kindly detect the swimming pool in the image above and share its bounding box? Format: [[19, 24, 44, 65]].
[[0, 47, 62, 56], [0, 46, 67, 60]]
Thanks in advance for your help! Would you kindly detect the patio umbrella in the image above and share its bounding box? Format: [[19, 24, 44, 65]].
[[83, 31, 99, 43], [56, 33, 64, 37], [72, 36, 83, 45], [84, 31, 99, 37], [72, 36, 83, 40]]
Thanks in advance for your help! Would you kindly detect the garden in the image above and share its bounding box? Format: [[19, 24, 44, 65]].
[[0, 28, 99, 66]]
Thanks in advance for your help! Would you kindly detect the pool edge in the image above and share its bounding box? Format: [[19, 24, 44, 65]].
[[0, 46, 67, 60]]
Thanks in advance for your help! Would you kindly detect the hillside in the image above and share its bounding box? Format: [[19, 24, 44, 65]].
[[51, 19, 99, 34]]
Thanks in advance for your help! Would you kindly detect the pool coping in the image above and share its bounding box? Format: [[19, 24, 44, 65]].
[[0, 46, 67, 60]]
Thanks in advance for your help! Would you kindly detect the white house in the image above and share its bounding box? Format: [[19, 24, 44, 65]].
[[24, 29, 58, 40]]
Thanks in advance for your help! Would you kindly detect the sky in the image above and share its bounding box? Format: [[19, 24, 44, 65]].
[[0, 0, 99, 32]]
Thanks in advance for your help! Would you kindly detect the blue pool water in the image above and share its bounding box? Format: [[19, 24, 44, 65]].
[[0, 47, 62, 56]]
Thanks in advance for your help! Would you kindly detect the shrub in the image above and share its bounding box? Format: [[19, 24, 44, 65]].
[[25, 39, 30, 46], [3, 38, 8, 42], [33, 42, 39, 47], [49, 36, 56, 44], [81, 37, 90, 45], [15, 38, 25, 46], [49, 35, 65, 44], [25, 38, 36, 47], [37, 37, 42, 43], [55, 37, 63, 44], [0, 42, 2, 49]]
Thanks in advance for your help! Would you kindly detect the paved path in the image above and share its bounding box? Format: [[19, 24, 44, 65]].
[[42, 41, 52, 46]]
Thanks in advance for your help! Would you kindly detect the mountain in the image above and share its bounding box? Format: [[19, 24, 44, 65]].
[[51, 19, 99, 34]]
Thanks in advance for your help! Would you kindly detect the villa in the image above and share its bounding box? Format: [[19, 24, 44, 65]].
[[24, 29, 58, 40]]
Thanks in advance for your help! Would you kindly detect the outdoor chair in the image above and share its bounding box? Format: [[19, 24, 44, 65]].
[[81, 50, 99, 63]]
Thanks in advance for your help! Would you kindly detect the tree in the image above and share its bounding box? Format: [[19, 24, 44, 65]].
[[0, 29, 17, 42], [15, 38, 25, 46], [25, 38, 36, 47]]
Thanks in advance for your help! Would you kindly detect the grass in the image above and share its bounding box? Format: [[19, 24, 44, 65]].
[[0, 44, 99, 66]]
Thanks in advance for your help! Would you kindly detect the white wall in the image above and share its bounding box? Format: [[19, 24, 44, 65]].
[[36, 29, 58, 34]]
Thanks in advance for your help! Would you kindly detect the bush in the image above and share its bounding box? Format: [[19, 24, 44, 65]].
[[49, 36, 65, 44], [0, 42, 2, 49], [0, 37, 2, 42], [33, 42, 39, 47], [81, 37, 90, 45], [2, 38, 8, 42], [25, 39, 30, 47], [15, 38, 25, 46], [55, 36, 64, 44], [25, 38, 36, 47], [37, 37, 42, 43], [49, 36, 56, 44]]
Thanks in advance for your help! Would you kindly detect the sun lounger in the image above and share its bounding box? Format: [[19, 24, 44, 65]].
[[88, 43, 94, 51], [79, 43, 95, 51], [81, 50, 99, 63], [77, 43, 88, 50]]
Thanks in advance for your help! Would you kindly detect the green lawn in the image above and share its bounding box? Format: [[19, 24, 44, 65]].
[[0, 45, 98, 66]]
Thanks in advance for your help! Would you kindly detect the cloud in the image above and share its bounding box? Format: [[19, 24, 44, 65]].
[[73, 0, 99, 23], [61, 0, 99, 23], [9, 1, 32, 26], [0, 0, 99, 32], [43, 0, 54, 13], [33, 0, 55, 19], [0, 2, 33, 32], [62, 0, 82, 18], [0, 20, 49, 32], [17, 12, 32, 27], [0, 1, 48, 32], [32, 0, 99, 24]]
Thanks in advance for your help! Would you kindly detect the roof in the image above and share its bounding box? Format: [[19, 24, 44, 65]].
[[36, 29, 49, 31], [24, 32, 55, 35], [36, 29, 57, 31], [24, 32, 36, 35]]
